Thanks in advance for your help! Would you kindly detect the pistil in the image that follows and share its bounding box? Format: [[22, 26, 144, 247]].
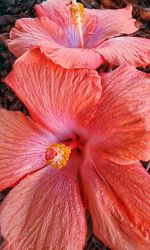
[[70, 0, 84, 48], [45, 143, 71, 169]]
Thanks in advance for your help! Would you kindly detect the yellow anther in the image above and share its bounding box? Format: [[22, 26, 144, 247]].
[[45, 144, 71, 169], [70, 2, 84, 25]]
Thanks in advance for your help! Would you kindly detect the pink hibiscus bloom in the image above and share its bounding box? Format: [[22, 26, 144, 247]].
[[1, 49, 150, 249], [7, 0, 150, 69]]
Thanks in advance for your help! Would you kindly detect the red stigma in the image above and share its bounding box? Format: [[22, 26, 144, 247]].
[[45, 148, 57, 161], [66, 1, 72, 6]]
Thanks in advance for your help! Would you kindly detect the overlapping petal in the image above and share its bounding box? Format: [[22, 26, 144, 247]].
[[80, 155, 150, 250], [7, 17, 67, 57], [0, 108, 57, 191], [5, 49, 101, 137], [35, 1, 137, 47], [40, 43, 104, 69], [8, 0, 97, 60], [35, 0, 76, 38], [7, 0, 142, 69], [86, 6, 138, 48], [1, 3, 150, 250], [35, 0, 97, 47], [7, 15, 104, 69], [0, 154, 86, 250], [97, 36, 150, 67], [88, 65, 150, 164]]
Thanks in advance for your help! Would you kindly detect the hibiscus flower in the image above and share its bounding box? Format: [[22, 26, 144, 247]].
[[0, 49, 150, 249], [7, 0, 150, 69]]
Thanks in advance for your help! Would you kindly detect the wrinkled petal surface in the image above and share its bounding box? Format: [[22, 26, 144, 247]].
[[8, 1, 139, 68], [88, 65, 150, 164], [36, 1, 137, 47], [5, 49, 101, 137], [7, 17, 67, 57], [35, 0, 76, 43], [35, 0, 96, 47], [0, 154, 86, 250], [35, 2, 139, 68], [8, 17, 104, 69], [0, 108, 57, 191], [80, 155, 150, 250], [8, 0, 104, 69], [86, 6, 138, 48], [97, 37, 150, 67], [40, 43, 104, 69]]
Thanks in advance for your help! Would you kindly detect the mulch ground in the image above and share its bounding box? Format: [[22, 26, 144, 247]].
[[0, 0, 150, 249]]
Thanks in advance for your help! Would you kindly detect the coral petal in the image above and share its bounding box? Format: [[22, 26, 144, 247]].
[[7, 17, 67, 57], [0, 108, 57, 191], [35, 0, 72, 33], [97, 37, 150, 67], [7, 2, 140, 69], [7, 15, 104, 69], [88, 65, 150, 164], [5, 49, 101, 137], [40, 44, 104, 69], [86, 6, 138, 48], [80, 156, 150, 250], [9, 0, 103, 69], [35, 0, 97, 47], [36, 0, 82, 49], [0, 156, 87, 249]]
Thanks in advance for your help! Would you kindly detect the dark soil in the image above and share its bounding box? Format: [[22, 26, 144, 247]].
[[0, 0, 150, 249]]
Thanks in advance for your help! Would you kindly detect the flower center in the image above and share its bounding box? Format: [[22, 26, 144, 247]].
[[69, 0, 84, 48], [45, 143, 71, 169]]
